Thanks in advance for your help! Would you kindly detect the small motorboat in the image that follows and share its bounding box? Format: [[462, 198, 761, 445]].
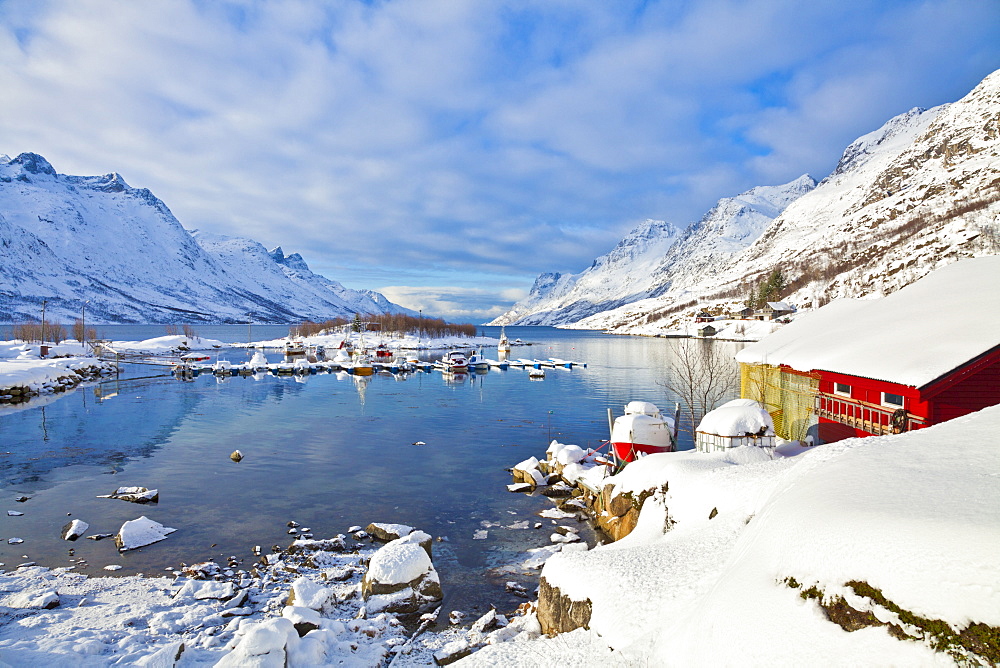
[[466, 351, 489, 370], [439, 350, 470, 372], [373, 342, 393, 360], [609, 401, 677, 462], [180, 352, 211, 362]]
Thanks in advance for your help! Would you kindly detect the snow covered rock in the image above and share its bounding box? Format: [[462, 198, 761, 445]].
[[173, 580, 236, 601], [364, 522, 413, 542], [285, 576, 335, 611], [61, 519, 89, 541], [115, 516, 176, 552], [216, 617, 299, 668], [7, 589, 60, 609], [361, 534, 442, 614], [281, 605, 322, 637], [512, 456, 547, 487], [98, 486, 159, 504], [133, 640, 185, 667]]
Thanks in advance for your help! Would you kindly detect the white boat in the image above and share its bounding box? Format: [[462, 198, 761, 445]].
[[439, 350, 470, 371], [528, 368, 545, 379], [351, 350, 374, 376], [609, 401, 677, 462], [466, 351, 489, 370], [498, 327, 512, 355], [284, 340, 306, 356]]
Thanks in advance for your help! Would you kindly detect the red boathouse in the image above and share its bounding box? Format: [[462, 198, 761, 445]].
[[735, 256, 1000, 444]]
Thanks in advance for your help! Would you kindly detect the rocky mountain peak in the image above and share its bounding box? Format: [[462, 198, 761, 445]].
[[11, 152, 57, 176]]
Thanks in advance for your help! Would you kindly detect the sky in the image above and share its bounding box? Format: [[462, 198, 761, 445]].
[[0, 0, 998, 322]]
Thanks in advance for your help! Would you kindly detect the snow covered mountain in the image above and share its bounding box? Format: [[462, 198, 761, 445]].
[[494, 67, 1000, 332], [490, 175, 816, 325], [0, 153, 412, 324]]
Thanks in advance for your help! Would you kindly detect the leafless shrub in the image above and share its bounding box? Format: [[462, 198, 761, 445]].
[[658, 339, 739, 437]]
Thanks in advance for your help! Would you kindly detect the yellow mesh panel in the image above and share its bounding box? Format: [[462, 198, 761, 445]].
[[740, 363, 819, 441]]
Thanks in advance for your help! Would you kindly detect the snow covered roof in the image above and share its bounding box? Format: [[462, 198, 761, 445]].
[[735, 256, 1000, 388], [764, 301, 793, 311]]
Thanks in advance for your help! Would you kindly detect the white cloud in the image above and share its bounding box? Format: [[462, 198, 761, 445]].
[[0, 0, 997, 317]]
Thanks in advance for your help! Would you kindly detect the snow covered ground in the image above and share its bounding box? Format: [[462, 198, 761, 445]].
[[0, 341, 114, 403], [469, 404, 1000, 666]]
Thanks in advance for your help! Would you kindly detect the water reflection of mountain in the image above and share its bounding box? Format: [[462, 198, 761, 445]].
[[0, 373, 205, 489]]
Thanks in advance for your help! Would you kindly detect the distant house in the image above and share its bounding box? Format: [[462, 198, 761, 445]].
[[736, 257, 1000, 444], [755, 301, 795, 320], [697, 324, 717, 337], [733, 306, 755, 319], [694, 311, 715, 323]]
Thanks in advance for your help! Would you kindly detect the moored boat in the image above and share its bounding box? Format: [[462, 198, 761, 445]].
[[284, 340, 306, 357], [609, 401, 677, 462], [498, 327, 512, 355], [439, 350, 470, 372]]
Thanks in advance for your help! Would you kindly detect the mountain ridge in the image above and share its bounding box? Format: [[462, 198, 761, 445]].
[[0, 153, 413, 324], [493, 67, 1000, 332]]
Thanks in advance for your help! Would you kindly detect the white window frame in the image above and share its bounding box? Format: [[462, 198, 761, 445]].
[[833, 382, 851, 397], [881, 392, 905, 409]]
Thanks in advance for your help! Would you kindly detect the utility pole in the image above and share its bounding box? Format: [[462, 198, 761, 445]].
[[41, 299, 47, 347]]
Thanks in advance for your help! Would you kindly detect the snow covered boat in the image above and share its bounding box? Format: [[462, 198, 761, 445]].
[[180, 352, 211, 362], [284, 340, 306, 356], [610, 401, 677, 462], [373, 342, 393, 360], [439, 350, 470, 372], [528, 368, 545, 379], [351, 351, 374, 376]]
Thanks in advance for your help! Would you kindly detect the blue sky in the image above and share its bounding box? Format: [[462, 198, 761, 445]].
[[1, 0, 998, 322]]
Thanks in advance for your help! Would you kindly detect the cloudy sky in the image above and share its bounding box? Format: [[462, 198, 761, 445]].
[[1, 1, 998, 321]]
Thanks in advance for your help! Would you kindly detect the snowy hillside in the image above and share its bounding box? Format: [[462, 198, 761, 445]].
[[495, 67, 1000, 333], [489, 175, 815, 326], [0, 153, 412, 324]]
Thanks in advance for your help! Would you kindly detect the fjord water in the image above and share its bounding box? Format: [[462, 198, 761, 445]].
[[0, 326, 743, 614]]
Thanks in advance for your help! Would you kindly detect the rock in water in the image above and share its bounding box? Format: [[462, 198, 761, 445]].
[[115, 516, 176, 552], [97, 486, 159, 504], [62, 519, 90, 541], [230, 450, 243, 462]]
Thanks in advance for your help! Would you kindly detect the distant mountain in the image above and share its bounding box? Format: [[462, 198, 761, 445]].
[[489, 175, 815, 325], [0, 153, 413, 324], [493, 67, 1000, 332]]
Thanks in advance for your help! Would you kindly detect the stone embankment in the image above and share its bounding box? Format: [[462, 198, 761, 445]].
[[0, 360, 115, 405]]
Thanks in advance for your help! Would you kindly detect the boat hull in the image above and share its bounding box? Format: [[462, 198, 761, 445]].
[[610, 441, 673, 462]]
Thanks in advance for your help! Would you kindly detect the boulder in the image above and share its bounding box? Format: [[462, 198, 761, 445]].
[[173, 580, 236, 601], [61, 519, 89, 541], [365, 522, 413, 542], [216, 617, 298, 668], [8, 589, 60, 609], [285, 576, 335, 611], [98, 486, 159, 504], [537, 576, 591, 636], [282, 605, 321, 637], [361, 535, 442, 614], [433, 639, 473, 665], [115, 516, 176, 552]]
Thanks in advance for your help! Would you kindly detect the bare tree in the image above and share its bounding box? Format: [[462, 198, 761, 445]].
[[658, 339, 740, 437]]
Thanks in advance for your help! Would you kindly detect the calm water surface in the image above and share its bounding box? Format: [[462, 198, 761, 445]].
[[0, 326, 743, 615]]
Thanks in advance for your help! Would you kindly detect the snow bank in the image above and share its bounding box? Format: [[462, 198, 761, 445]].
[[504, 404, 1000, 665]]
